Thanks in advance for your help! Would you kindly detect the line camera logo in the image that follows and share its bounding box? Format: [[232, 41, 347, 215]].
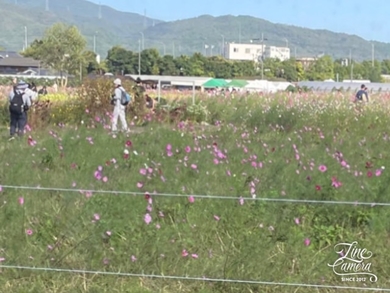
[[327, 241, 377, 283]]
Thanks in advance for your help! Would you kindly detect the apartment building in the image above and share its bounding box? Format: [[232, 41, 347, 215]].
[[224, 43, 290, 62]]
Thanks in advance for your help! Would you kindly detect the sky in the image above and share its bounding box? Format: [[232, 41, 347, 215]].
[[89, 0, 390, 43]]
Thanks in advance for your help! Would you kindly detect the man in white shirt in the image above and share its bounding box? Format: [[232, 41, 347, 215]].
[[111, 78, 129, 134]]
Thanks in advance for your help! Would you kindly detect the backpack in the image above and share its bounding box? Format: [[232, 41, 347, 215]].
[[9, 91, 25, 114], [356, 90, 364, 100], [120, 88, 131, 106]]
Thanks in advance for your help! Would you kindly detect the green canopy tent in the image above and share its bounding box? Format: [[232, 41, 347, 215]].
[[202, 78, 228, 88], [225, 79, 249, 88]]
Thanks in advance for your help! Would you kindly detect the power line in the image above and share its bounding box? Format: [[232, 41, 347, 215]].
[[0, 265, 387, 291], [0, 185, 387, 207]]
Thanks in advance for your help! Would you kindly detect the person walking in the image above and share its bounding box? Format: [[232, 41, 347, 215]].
[[355, 84, 369, 102], [8, 80, 34, 140], [111, 78, 129, 134]]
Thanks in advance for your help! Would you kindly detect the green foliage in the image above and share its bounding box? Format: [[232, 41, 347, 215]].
[[0, 93, 390, 292], [22, 23, 87, 87]]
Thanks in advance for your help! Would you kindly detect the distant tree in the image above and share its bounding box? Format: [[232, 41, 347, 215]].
[[159, 55, 177, 75], [306, 55, 334, 81], [22, 23, 87, 87], [22, 39, 44, 59], [106, 46, 134, 74], [381, 59, 390, 75]]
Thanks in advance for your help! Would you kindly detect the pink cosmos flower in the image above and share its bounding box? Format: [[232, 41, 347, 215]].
[[188, 196, 195, 203], [144, 213, 152, 225], [318, 165, 327, 172], [185, 146, 191, 153], [304, 238, 311, 246], [26, 229, 33, 236], [18, 197, 24, 205]]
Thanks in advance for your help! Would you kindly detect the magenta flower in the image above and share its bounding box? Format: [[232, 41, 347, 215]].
[[139, 168, 147, 175], [188, 196, 195, 203], [318, 165, 327, 172], [191, 254, 198, 259], [182, 250, 188, 257], [185, 146, 191, 153], [18, 197, 24, 205], [304, 238, 311, 246], [213, 215, 220, 221], [375, 169, 382, 177], [26, 229, 33, 236], [94, 171, 102, 180], [191, 164, 197, 169], [144, 213, 152, 225]]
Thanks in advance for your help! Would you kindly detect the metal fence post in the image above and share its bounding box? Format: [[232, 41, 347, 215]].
[[192, 81, 195, 105], [158, 79, 161, 103]]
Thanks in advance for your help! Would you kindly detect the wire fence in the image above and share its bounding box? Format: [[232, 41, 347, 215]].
[[0, 184, 389, 291]]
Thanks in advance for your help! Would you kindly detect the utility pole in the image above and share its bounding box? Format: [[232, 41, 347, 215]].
[[24, 26, 28, 50], [221, 34, 225, 57], [349, 49, 353, 81], [261, 33, 265, 80], [138, 39, 141, 76]]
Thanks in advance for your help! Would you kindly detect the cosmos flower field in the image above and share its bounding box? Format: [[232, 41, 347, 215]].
[[0, 92, 389, 292]]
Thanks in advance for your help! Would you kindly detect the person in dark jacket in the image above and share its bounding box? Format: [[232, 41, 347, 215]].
[[8, 80, 36, 140], [355, 84, 369, 102]]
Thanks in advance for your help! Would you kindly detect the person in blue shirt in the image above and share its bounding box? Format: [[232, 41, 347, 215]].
[[355, 84, 369, 102]]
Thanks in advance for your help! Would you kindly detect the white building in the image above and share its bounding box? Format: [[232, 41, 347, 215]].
[[224, 43, 290, 62], [224, 43, 265, 62], [264, 46, 290, 61]]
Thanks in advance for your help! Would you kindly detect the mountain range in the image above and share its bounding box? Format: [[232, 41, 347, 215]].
[[0, 0, 389, 61]]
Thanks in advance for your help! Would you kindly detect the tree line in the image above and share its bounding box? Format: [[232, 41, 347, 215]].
[[22, 23, 390, 84]]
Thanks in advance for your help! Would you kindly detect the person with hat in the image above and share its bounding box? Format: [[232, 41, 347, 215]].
[[111, 78, 129, 134], [8, 80, 36, 140]]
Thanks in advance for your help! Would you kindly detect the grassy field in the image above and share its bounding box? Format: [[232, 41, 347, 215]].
[[0, 92, 390, 292]]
